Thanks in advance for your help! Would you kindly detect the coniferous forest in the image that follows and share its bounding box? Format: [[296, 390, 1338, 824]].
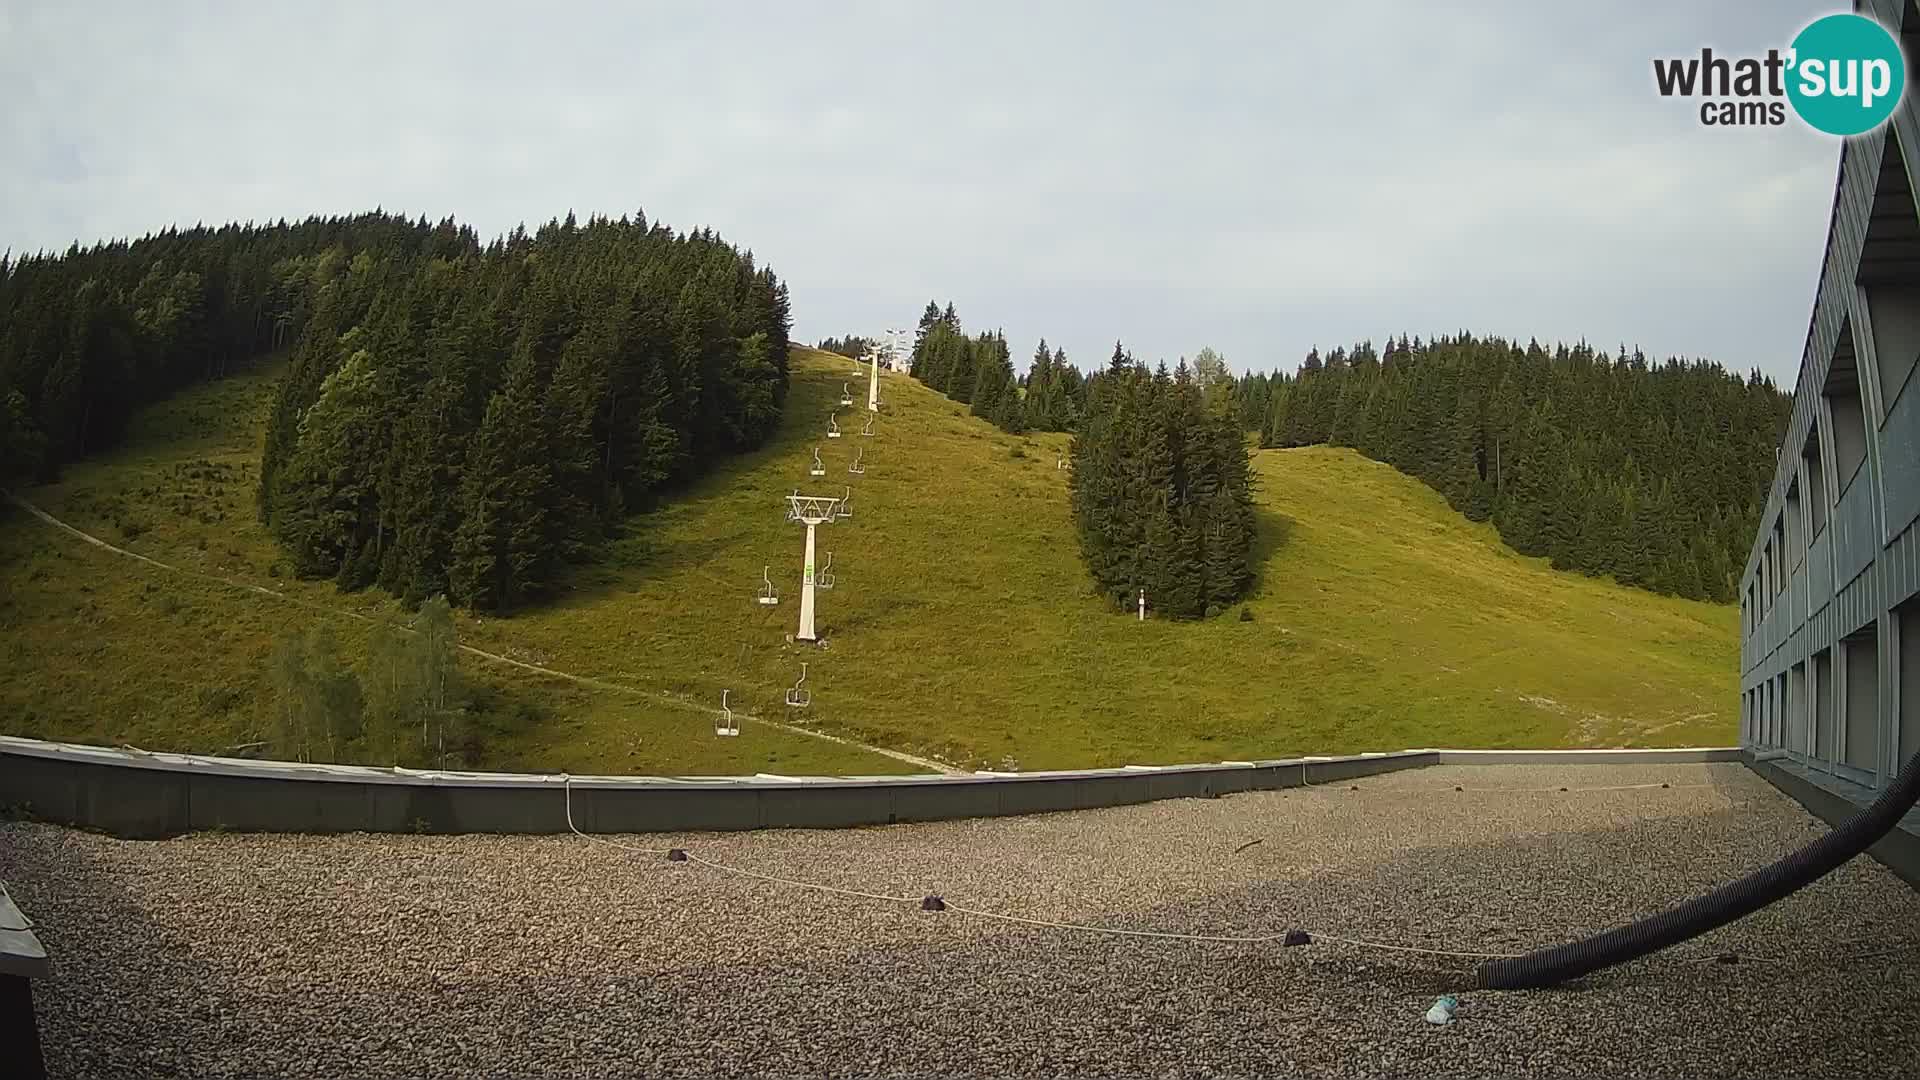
[[909, 302, 1250, 617], [1259, 334, 1790, 602], [0, 210, 791, 612], [909, 301, 1088, 435], [814, 334, 871, 359], [1069, 344, 1256, 618], [260, 212, 790, 610], [0, 214, 450, 489]]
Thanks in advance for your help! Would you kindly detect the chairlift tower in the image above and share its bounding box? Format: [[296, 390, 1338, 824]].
[[868, 345, 882, 412], [785, 491, 842, 642]]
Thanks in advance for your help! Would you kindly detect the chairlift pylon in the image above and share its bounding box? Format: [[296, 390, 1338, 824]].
[[810, 446, 825, 477], [827, 413, 841, 439], [849, 446, 865, 475], [757, 566, 779, 606], [817, 551, 836, 590], [785, 663, 811, 708], [715, 689, 739, 737]]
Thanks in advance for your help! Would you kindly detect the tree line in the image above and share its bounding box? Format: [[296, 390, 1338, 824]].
[[0, 213, 447, 489], [907, 300, 1255, 618], [258, 211, 791, 611], [1258, 333, 1790, 602], [1069, 344, 1256, 618], [815, 334, 871, 359], [908, 300, 1090, 435]]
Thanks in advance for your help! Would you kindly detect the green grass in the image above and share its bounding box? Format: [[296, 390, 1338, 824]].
[[0, 347, 1738, 775]]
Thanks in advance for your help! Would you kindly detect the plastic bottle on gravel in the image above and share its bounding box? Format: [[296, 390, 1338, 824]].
[[1425, 996, 1458, 1025]]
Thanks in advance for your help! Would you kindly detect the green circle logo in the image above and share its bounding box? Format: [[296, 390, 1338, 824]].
[[1787, 13, 1906, 135]]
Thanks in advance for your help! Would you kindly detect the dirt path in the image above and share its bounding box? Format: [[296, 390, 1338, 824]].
[[5, 492, 959, 776]]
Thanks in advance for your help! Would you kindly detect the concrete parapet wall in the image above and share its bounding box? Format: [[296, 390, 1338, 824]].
[[0, 736, 1741, 839]]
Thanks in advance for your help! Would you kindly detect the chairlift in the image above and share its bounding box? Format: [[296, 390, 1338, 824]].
[[786, 663, 811, 708], [860, 413, 875, 437], [840, 382, 854, 407], [817, 552, 836, 590], [1057, 453, 1067, 470], [810, 446, 825, 477], [757, 566, 779, 606], [827, 413, 842, 439], [715, 689, 739, 737], [848, 447, 865, 475], [836, 486, 853, 520]]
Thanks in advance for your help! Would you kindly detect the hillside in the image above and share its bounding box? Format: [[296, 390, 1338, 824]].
[[0, 347, 1739, 773]]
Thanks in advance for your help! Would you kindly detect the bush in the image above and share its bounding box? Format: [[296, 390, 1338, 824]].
[[1009, 446, 1026, 460], [1239, 606, 1254, 622]]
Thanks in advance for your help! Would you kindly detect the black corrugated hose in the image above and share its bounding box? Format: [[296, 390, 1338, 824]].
[[1476, 749, 1920, 990]]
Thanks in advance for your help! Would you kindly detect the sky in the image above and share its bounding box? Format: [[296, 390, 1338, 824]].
[[0, 1, 1854, 385]]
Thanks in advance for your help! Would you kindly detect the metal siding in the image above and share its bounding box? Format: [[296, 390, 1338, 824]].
[[1741, 95, 1919, 790], [1833, 477, 1879, 592], [1882, 373, 1920, 543], [1810, 528, 1835, 615]]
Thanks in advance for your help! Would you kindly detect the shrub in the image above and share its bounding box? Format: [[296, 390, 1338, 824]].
[[1239, 606, 1254, 622]]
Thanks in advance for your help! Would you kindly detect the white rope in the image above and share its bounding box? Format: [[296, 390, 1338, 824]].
[[1439, 783, 1718, 793], [608, 839, 1519, 959], [547, 775, 1763, 965], [561, 775, 673, 857]]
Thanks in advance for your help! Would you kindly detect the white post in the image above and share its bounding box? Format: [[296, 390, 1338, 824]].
[[799, 522, 819, 641], [868, 349, 881, 412], [1138, 588, 1146, 622]]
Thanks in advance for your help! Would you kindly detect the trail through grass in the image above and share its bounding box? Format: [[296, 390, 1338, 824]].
[[0, 348, 1737, 773]]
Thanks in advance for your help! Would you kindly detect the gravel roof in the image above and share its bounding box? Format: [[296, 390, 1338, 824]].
[[6, 762, 1918, 1078]]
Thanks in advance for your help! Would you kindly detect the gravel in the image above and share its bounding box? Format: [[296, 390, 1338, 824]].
[[5, 762, 1917, 1078]]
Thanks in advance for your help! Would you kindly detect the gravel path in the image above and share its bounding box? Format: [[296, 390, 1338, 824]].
[[6, 762, 1917, 1078]]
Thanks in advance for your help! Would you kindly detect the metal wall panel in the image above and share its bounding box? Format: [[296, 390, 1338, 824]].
[[1883, 374, 1920, 542], [1739, 3, 1920, 794]]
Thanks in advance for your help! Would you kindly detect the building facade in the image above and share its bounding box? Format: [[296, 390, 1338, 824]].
[[1740, 0, 1920, 801]]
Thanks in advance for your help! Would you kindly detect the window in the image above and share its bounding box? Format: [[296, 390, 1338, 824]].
[[1772, 516, 1787, 591], [1761, 542, 1773, 610], [1814, 647, 1836, 764], [1803, 428, 1827, 537], [1784, 483, 1803, 567], [1825, 323, 1870, 490], [1900, 599, 1918, 764], [1843, 628, 1880, 772], [1790, 662, 1809, 754], [1858, 126, 1920, 421]]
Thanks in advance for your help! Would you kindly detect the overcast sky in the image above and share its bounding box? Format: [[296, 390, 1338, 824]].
[[0, 2, 1851, 384]]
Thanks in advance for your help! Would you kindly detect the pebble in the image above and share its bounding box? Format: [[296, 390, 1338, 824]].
[[5, 763, 1916, 1077]]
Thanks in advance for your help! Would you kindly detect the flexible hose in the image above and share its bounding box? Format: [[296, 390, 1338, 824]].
[[1477, 749, 1920, 989]]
